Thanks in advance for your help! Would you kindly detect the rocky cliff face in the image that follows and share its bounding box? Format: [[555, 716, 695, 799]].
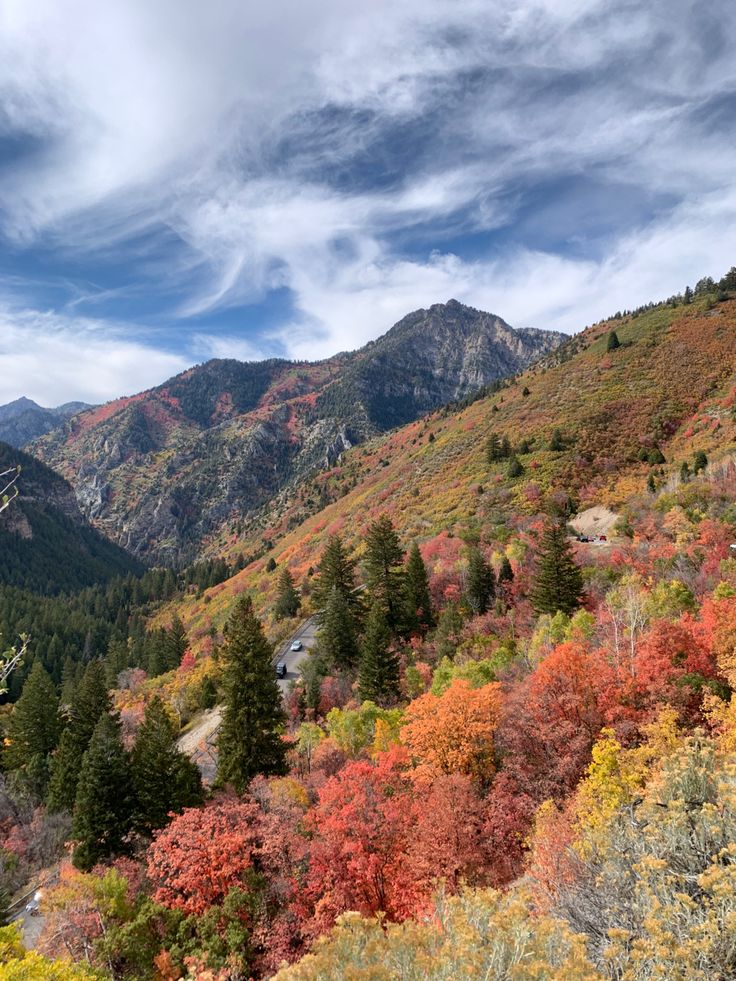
[[31, 302, 564, 564]]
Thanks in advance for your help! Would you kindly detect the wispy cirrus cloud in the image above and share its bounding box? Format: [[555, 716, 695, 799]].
[[0, 0, 736, 401]]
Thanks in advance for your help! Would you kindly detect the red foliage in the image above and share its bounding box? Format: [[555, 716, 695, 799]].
[[147, 797, 262, 915]]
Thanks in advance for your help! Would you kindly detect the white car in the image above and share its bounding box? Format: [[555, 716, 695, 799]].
[[290, 640, 303, 652]]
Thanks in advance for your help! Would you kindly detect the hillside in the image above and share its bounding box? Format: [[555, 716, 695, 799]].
[[30, 303, 563, 565], [0, 397, 92, 447], [0, 441, 142, 594], [157, 294, 736, 645]]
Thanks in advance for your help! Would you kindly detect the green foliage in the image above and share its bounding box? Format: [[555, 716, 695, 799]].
[[693, 449, 708, 474], [363, 515, 405, 634], [131, 696, 203, 834], [318, 586, 360, 670], [358, 603, 400, 705], [72, 712, 135, 870], [531, 522, 584, 617], [274, 568, 301, 620], [3, 660, 60, 796], [606, 330, 621, 352], [465, 548, 495, 615], [215, 596, 287, 792], [430, 655, 507, 696], [506, 455, 524, 479], [312, 535, 359, 616], [403, 542, 434, 634], [326, 701, 403, 757]]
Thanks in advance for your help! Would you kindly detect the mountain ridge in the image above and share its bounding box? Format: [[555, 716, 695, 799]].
[[30, 302, 564, 564], [0, 397, 93, 448]]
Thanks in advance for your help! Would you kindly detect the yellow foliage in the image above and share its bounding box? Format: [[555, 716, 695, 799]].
[[0, 924, 100, 980]]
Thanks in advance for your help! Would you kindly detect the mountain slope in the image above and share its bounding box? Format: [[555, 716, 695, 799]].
[[153, 294, 736, 645], [31, 303, 563, 565], [0, 397, 92, 447], [0, 441, 143, 594]]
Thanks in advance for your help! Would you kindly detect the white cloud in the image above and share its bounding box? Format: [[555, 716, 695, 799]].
[[0, 307, 188, 405], [0, 0, 736, 401]]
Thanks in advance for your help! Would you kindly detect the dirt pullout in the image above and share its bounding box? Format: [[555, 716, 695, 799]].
[[177, 706, 222, 785], [569, 505, 619, 539]]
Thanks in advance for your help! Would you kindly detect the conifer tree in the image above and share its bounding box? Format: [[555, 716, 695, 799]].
[[318, 586, 359, 669], [363, 514, 405, 634], [486, 432, 503, 464], [549, 429, 565, 452], [607, 330, 621, 351], [4, 661, 60, 796], [72, 712, 134, 871], [507, 454, 524, 478], [647, 474, 657, 494], [531, 522, 584, 617], [680, 461, 691, 482], [497, 555, 514, 585], [215, 596, 287, 793], [403, 542, 434, 634], [358, 603, 400, 705], [693, 450, 708, 474], [165, 616, 188, 671], [47, 660, 111, 813], [500, 435, 512, 458], [274, 568, 301, 620], [131, 696, 203, 834], [465, 548, 495, 615], [312, 535, 359, 616]]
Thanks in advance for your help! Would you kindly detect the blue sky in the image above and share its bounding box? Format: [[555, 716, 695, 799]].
[[1, 0, 736, 404]]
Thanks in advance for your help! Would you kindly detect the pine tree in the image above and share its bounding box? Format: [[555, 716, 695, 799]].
[[72, 712, 135, 871], [403, 542, 434, 634], [680, 461, 691, 483], [363, 515, 405, 634], [693, 450, 708, 474], [215, 597, 287, 793], [465, 548, 495, 615], [683, 285, 693, 304], [531, 523, 584, 617], [4, 661, 60, 796], [507, 455, 524, 478], [131, 696, 203, 834], [318, 586, 359, 669], [549, 429, 565, 452], [607, 330, 621, 351], [165, 617, 188, 671], [312, 535, 359, 616], [647, 474, 657, 494], [358, 603, 400, 705], [500, 435, 512, 458], [274, 568, 301, 620], [497, 555, 514, 585], [486, 432, 503, 463], [47, 660, 111, 813]]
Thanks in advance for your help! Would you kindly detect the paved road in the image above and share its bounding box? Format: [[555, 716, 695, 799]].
[[275, 616, 318, 694]]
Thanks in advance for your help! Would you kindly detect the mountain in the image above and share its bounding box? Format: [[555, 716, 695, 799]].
[[0, 396, 93, 447], [30, 302, 563, 565], [151, 292, 736, 645], [0, 441, 143, 594]]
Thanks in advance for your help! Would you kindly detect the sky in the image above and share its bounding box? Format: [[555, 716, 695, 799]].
[[1, 0, 736, 405]]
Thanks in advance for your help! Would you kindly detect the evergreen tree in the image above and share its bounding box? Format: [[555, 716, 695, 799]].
[[680, 461, 691, 483], [517, 438, 531, 455], [693, 450, 708, 474], [522, 386, 531, 397], [165, 617, 188, 671], [497, 555, 514, 585], [274, 568, 301, 620], [358, 603, 400, 705], [683, 285, 693, 304], [465, 548, 495, 615], [647, 473, 657, 494], [606, 330, 621, 351], [131, 696, 203, 834], [215, 597, 287, 793], [4, 661, 60, 796], [72, 712, 135, 871], [507, 455, 524, 478], [318, 586, 359, 669], [549, 429, 565, 452], [402, 542, 434, 634], [199, 674, 218, 710], [531, 523, 584, 617], [312, 535, 359, 616], [47, 660, 111, 813], [486, 432, 503, 464], [500, 435, 512, 458], [363, 515, 405, 634]]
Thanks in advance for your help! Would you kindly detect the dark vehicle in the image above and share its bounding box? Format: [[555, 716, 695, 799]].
[[276, 661, 287, 679]]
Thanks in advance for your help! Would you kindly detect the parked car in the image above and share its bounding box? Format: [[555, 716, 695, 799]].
[[290, 640, 303, 652], [276, 661, 287, 678], [599, 534, 607, 541]]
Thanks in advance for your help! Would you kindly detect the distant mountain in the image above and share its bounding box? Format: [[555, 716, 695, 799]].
[[0, 441, 142, 594], [30, 302, 564, 564], [0, 397, 93, 447]]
